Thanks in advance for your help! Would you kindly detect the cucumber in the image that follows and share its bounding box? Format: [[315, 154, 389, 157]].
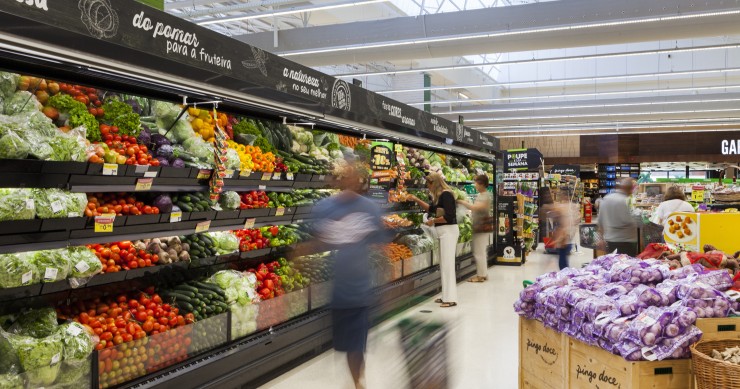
[[176, 301, 195, 313], [192, 282, 226, 296], [200, 234, 214, 246], [171, 289, 196, 298], [182, 195, 192, 203], [177, 202, 193, 212], [177, 284, 199, 294], [165, 292, 193, 304]]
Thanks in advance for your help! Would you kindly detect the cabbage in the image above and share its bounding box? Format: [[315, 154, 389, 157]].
[[208, 231, 239, 253], [0, 373, 24, 389], [182, 137, 214, 162], [30, 249, 71, 283], [8, 307, 58, 338], [0, 252, 38, 289], [225, 148, 241, 170], [26, 361, 61, 386], [0, 188, 36, 222], [218, 191, 240, 211], [0, 332, 21, 374], [153, 194, 174, 213], [34, 189, 76, 219]]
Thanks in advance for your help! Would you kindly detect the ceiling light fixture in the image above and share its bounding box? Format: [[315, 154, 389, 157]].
[[409, 84, 740, 106], [435, 97, 740, 115], [477, 118, 740, 131], [198, 0, 388, 25], [463, 107, 740, 122], [376, 67, 740, 95], [493, 128, 734, 138], [280, 9, 740, 57]]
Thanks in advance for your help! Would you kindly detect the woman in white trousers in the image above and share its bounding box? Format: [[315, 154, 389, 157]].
[[410, 172, 459, 308], [458, 174, 493, 282]]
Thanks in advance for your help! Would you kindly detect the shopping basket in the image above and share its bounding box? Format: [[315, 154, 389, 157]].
[[691, 338, 740, 389], [639, 221, 665, 251], [397, 318, 449, 389]]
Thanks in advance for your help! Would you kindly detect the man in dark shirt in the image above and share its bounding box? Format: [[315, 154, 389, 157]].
[[293, 160, 388, 389]]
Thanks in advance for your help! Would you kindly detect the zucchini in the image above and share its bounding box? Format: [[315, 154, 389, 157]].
[[192, 282, 226, 296], [171, 289, 196, 298], [164, 292, 193, 304], [176, 301, 195, 313]]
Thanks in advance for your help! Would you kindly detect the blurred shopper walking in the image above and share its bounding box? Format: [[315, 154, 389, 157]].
[[550, 189, 579, 270], [597, 178, 638, 256], [457, 174, 493, 282], [293, 161, 388, 389]]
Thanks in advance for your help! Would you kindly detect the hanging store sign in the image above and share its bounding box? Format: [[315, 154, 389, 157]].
[[0, 0, 495, 151], [370, 141, 394, 171], [550, 164, 580, 176], [504, 148, 543, 172], [721, 140, 740, 155]]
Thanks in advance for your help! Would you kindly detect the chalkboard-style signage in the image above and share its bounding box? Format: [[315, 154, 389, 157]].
[[550, 164, 580, 176], [0, 0, 495, 151], [370, 142, 393, 170]]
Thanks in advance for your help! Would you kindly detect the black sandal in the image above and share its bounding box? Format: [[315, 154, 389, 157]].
[[440, 302, 457, 308], [434, 298, 443, 303]]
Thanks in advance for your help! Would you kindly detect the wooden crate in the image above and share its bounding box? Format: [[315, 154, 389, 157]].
[[568, 338, 692, 389], [696, 317, 740, 341], [519, 318, 568, 389]]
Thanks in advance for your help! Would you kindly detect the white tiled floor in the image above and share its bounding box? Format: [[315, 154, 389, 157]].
[[261, 245, 593, 389]]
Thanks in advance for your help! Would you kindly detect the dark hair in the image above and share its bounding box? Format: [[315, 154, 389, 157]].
[[664, 186, 686, 201], [540, 187, 554, 205], [474, 174, 489, 186]]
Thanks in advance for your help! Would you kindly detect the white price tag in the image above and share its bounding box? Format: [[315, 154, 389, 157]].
[[244, 218, 256, 229], [195, 220, 211, 233], [169, 211, 182, 223], [50, 201, 63, 213], [258, 185, 266, 190], [68, 212, 80, 218], [135, 164, 149, 174], [51, 353, 60, 365], [102, 163, 118, 175], [225, 169, 235, 179], [25, 199, 34, 210], [44, 268, 58, 281], [144, 170, 158, 178], [240, 169, 252, 177], [75, 260, 90, 273], [286, 173, 294, 181], [21, 271, 32, 285], [272, 172, 282, 180], [318, 175, 326, 181], [67, 324, 82, 336]]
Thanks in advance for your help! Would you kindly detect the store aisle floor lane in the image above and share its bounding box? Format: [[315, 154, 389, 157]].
[[260, 246, 592, 389]]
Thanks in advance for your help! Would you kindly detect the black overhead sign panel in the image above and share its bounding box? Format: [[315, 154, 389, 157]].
[[0, 0, 496, 152]]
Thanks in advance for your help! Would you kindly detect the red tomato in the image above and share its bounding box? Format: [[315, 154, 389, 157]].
[[142, 321, 153, 333], [135, 311, 147, 322]]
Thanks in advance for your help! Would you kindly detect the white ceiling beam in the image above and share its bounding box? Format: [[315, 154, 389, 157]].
[[232, 0, 740, 67]]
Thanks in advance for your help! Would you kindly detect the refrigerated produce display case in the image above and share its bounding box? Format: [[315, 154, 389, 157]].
[[0, 2, 497, 388]]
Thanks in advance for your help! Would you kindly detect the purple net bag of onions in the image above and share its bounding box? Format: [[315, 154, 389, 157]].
[[570, 274, 608, 291], [604, 318, 632, 343], [566, 288, 597, 308], [591, 253, 635, 271], [614, 294, 646, 316], [680, 290, 731, 318], [694, 269, 734, 291], [596, 281, 638, 298], [675, 280, 722, 301], [628, 284, 671, 309], [644, 326, 702, 361], [624, 306, 675, 347], [668, 263, 704, 280], [575, 295, 617, 322], [593, 309, 622, 336]]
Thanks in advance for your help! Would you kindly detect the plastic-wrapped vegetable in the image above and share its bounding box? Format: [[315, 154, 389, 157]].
[[0, 253, 38, 289], [694, 270, 734, 291], [207, 231, 240, 254], [34, 189, 71, 219], [67, 246, 103, 285], [605, 260, 668, 284], [4, 91, 41, 115], [0, 188, 36, 222], [7, 307, 58, 338], [588, 253, 635, 272], [0, 130, 30, 159], [596, 281, 638, 298], [668, 263, 704, 280], [627, 284, 670, 309], [218, 191, 241, 211], [30, 249, 71, 283], [624, 306, 675, 346], [614, 294, 645, 316], [56, 322, 95, 362], [679, 290, 732, 318], [646, 326, 702, 360], [0, 331, 21, 375], [0, 72, 19, 98], [6, 331, 63, 386], [225, 148, 241, 170]]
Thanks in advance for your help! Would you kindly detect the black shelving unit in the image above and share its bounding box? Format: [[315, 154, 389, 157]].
[[598, 163, 640, 195]]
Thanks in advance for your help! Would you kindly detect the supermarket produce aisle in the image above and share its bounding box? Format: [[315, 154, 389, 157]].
[[261, 246, 592, 389]]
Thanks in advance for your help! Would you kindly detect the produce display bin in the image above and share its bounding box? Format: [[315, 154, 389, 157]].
[[455, 242, 472, 257], [256, 289, 309, 330], [519, 318, 567, 389], [158, 166, 193, 178], [696, 316, 740, 341], [567, 337, 691, 389], [188, 312, 230, 356], [239, 208, 271, 218], [310, 281, 332, 310], [230, 304, 259, 340], [9, 353, 93, 389], [0, 219, 42, 235], [403, 252, 432, 276]]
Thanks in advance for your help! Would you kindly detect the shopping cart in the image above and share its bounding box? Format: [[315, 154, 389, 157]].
[[639, 221, 665, 251], [397, 318, 449, 389]]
